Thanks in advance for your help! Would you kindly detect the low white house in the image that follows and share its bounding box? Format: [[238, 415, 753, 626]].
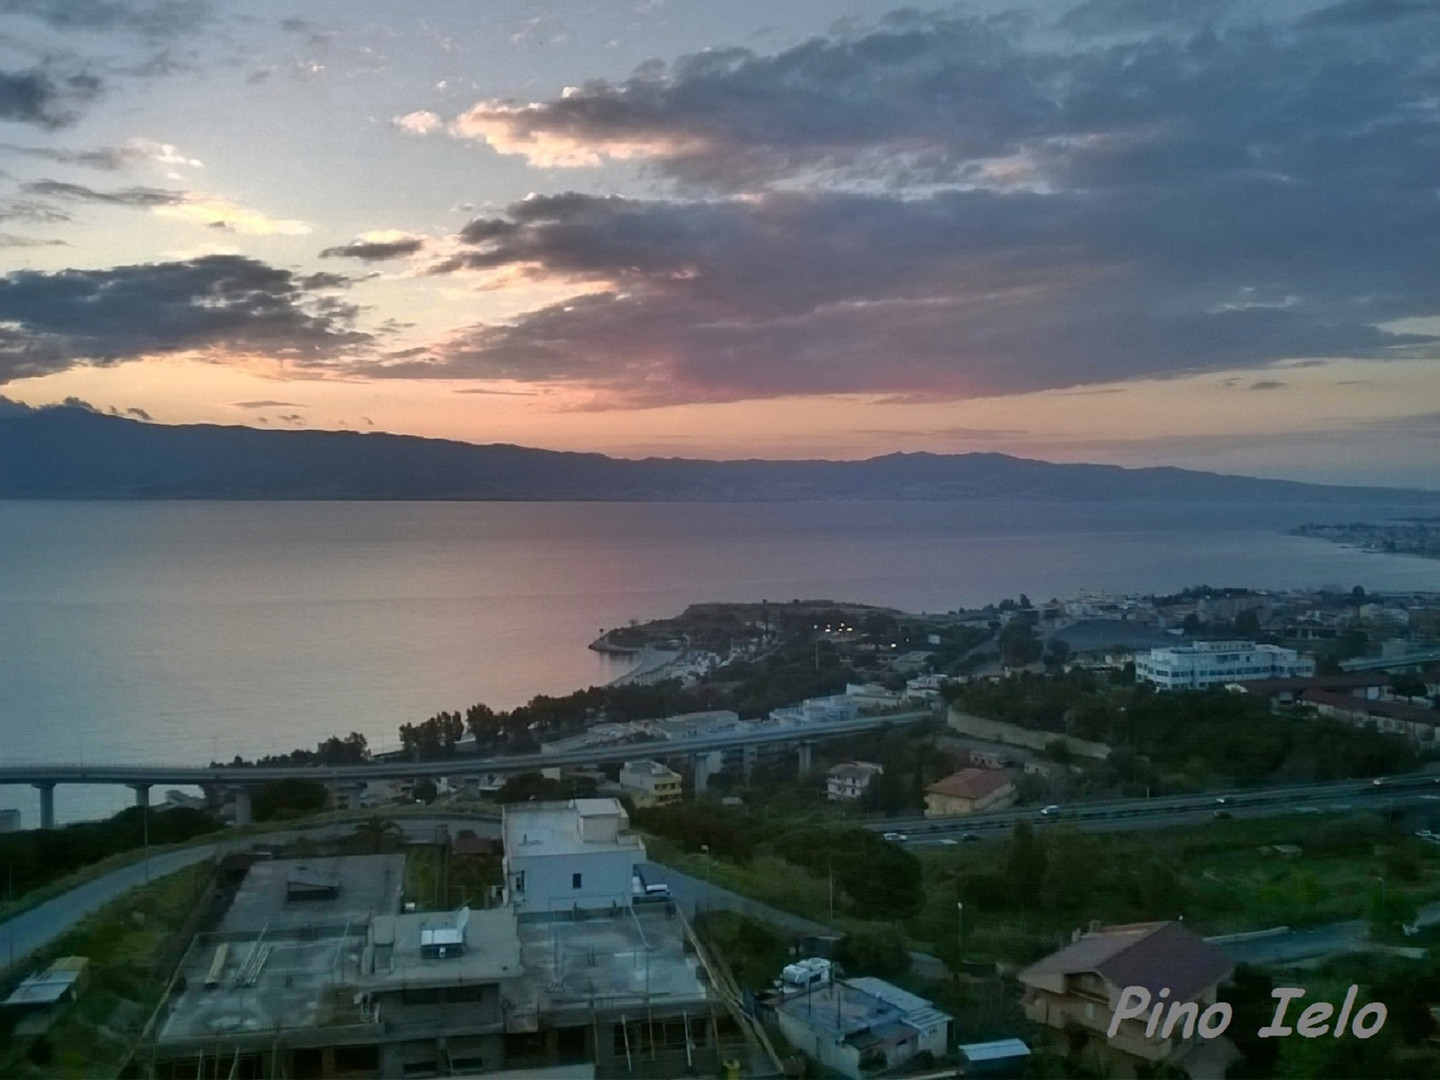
[[501, 798, 645, 915]]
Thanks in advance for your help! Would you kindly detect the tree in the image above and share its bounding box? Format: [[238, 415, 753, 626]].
[[252, 779, 328, 822], [354, 814, 402, 853], [1006, 819, 1048, 902], [1234, 608, 1261, 637]]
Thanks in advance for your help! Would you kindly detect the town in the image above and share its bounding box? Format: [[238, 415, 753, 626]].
[[4, 585, 1440, 1079]]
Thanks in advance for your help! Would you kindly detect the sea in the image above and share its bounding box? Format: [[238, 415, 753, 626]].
[[2, 499, 1437, 825]]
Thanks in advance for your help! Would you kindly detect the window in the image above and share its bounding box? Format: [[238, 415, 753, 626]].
[[572, 872, 583, 889]]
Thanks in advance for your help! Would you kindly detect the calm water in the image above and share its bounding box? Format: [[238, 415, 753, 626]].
[[2, 499, 1437, 824]]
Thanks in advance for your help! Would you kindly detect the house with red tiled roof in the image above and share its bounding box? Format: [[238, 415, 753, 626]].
[[923, 768, 1016, 817], [1019, 921, 1234, 1068]]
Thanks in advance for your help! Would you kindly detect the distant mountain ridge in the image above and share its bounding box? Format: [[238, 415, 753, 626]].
[[2, 406, 1436, 503]]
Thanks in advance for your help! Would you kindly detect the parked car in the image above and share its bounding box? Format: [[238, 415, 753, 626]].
[[882, 831, 908, 842]]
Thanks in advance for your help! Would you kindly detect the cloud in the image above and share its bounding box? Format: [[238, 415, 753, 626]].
[[0, 137, 202, 170], [15, 180, 310, 235], [106, 403, 151, 419], [0, 254, 371, 383], [0, 66, 101, 129], [389, 7, 1440, 407], [231, 399, 307, 409], [393, 110, 442, 135], [21, 179, 184, 206], [0, 231, 66, 247], [1248, 380, 1286, 390], [0, 0, 213, 39], [390, 180, 1437, 407], [320, 233, 425, 261]]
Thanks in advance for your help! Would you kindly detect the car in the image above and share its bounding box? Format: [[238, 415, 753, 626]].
[[1372, 776, 1390, 787], [1214, 796, 1231, 806], [938, 838, 959, 847], [1039, 805, 1062, 817], [1213, 810, 1232, 820], [882, 831, 908, 842], [1295, 806, 1323, 814], [961, 832, 983, 843]]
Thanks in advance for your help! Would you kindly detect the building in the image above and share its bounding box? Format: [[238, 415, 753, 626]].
[[1300, 689, 1439, 745], [958, 1038, 1032, 1077], [1018, 921, 1233, 1068], [0, 807, 19, 832], [1, 956, 89, 1034], [924, 768, 1017, 817], [502, 798, 645, 915], [149, 853, 742, 1079], [617, 759, 684, 807], [1136, 640, 1314, 689], [771, 977, 951, 1080], [826, 761, 884, 801]]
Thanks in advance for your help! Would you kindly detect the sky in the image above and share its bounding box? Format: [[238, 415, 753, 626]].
[[0, 0, 1436, 487]]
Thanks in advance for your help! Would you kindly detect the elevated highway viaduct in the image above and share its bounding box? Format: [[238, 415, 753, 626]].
[[0, 710, 934, 827]]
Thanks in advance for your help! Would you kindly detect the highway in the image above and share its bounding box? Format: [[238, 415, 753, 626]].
[[0, 711, 933, 789], [872, 773, 1440, 845]]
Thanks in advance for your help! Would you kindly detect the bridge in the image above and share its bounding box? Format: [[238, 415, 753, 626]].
[[0, 710, 932, 828]]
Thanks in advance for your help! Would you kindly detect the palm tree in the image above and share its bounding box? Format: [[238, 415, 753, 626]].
[[354, 814, 403, 854]]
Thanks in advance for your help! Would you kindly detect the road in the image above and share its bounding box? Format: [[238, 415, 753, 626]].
[[879, 773, 1440, 846]]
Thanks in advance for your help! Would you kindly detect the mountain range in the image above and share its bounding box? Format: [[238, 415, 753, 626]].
[[2, 404, 1436, 503]]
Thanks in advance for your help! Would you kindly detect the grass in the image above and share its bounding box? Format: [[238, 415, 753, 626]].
[[0, 862, 212, 1080]]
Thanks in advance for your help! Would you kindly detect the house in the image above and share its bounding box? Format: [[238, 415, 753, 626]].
[[924, 768, 1017, 817], [771, 977, 951, 1080], [1300, 689, 1439, 744], [617, 759, 683, 807], [826, 761, 884, 801], [1018, 921, 1233, 1067], [502, 798, 645, 914]]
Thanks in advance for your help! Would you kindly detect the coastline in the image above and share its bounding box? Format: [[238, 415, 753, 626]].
[[606, 647, 684, 687]]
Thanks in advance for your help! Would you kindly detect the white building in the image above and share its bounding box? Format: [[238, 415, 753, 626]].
[[772, 977, 951, 1080], [826, 761, 884, 801], [501, 798, 645, 915], [618, 759, 683, 807], [1135, 640, 1315, 689]]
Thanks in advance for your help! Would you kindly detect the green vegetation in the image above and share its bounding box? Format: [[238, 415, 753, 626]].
[[634, 802, 922, 918], [251, 778, 329, 822], [0, 863, 213, 1080], [949, 679, 1419, 794], [0, 807, 220, 911]]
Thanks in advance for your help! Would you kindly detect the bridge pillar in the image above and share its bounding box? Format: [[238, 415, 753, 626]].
[[742, 743, 757, 782], [232, 786, 253, 827], [692, 751, 720, 795], [797, 742, 814, 776], [33, 782, 55, 830], [130, 783, 151, 810]]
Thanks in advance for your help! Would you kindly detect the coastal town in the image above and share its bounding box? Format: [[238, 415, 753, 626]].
[[4, 583, 1440, 1078]]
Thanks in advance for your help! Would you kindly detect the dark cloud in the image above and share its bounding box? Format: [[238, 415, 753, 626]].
[[0, 0, 212, 39], [0, 67, 101, 129], [319, 237, 425, 261], [0, 231, 66, 246], [0, 394, 31, 415], [0, 198, 69, 223], [0, 141, 153, 169], [231, 399, 307, 409], [0, 255, 371, 383], [105, 403, 151, 419], [20, 179, 183, 206], [1248, 380, 1286, 390], [407, 7, 1439, 406], [1299, 0, 1431, 28]]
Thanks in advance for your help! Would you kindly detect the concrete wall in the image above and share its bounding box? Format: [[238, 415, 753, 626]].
[[510, 850, 637, 914], [947, 710, 1111, 761]]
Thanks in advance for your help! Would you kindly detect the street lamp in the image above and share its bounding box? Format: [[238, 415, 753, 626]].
[[956, 902, 964, 972], [701, 844, 712, 914]]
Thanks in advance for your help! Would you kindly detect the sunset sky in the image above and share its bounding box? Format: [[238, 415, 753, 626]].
[[1, 0, 1436, 486]]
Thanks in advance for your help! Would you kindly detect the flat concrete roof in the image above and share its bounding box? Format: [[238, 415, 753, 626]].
[[220, 855, 405, 934], [503, 800, 644, 861], [504, 907, 710, 1028], [365, 907, 522, 990]]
